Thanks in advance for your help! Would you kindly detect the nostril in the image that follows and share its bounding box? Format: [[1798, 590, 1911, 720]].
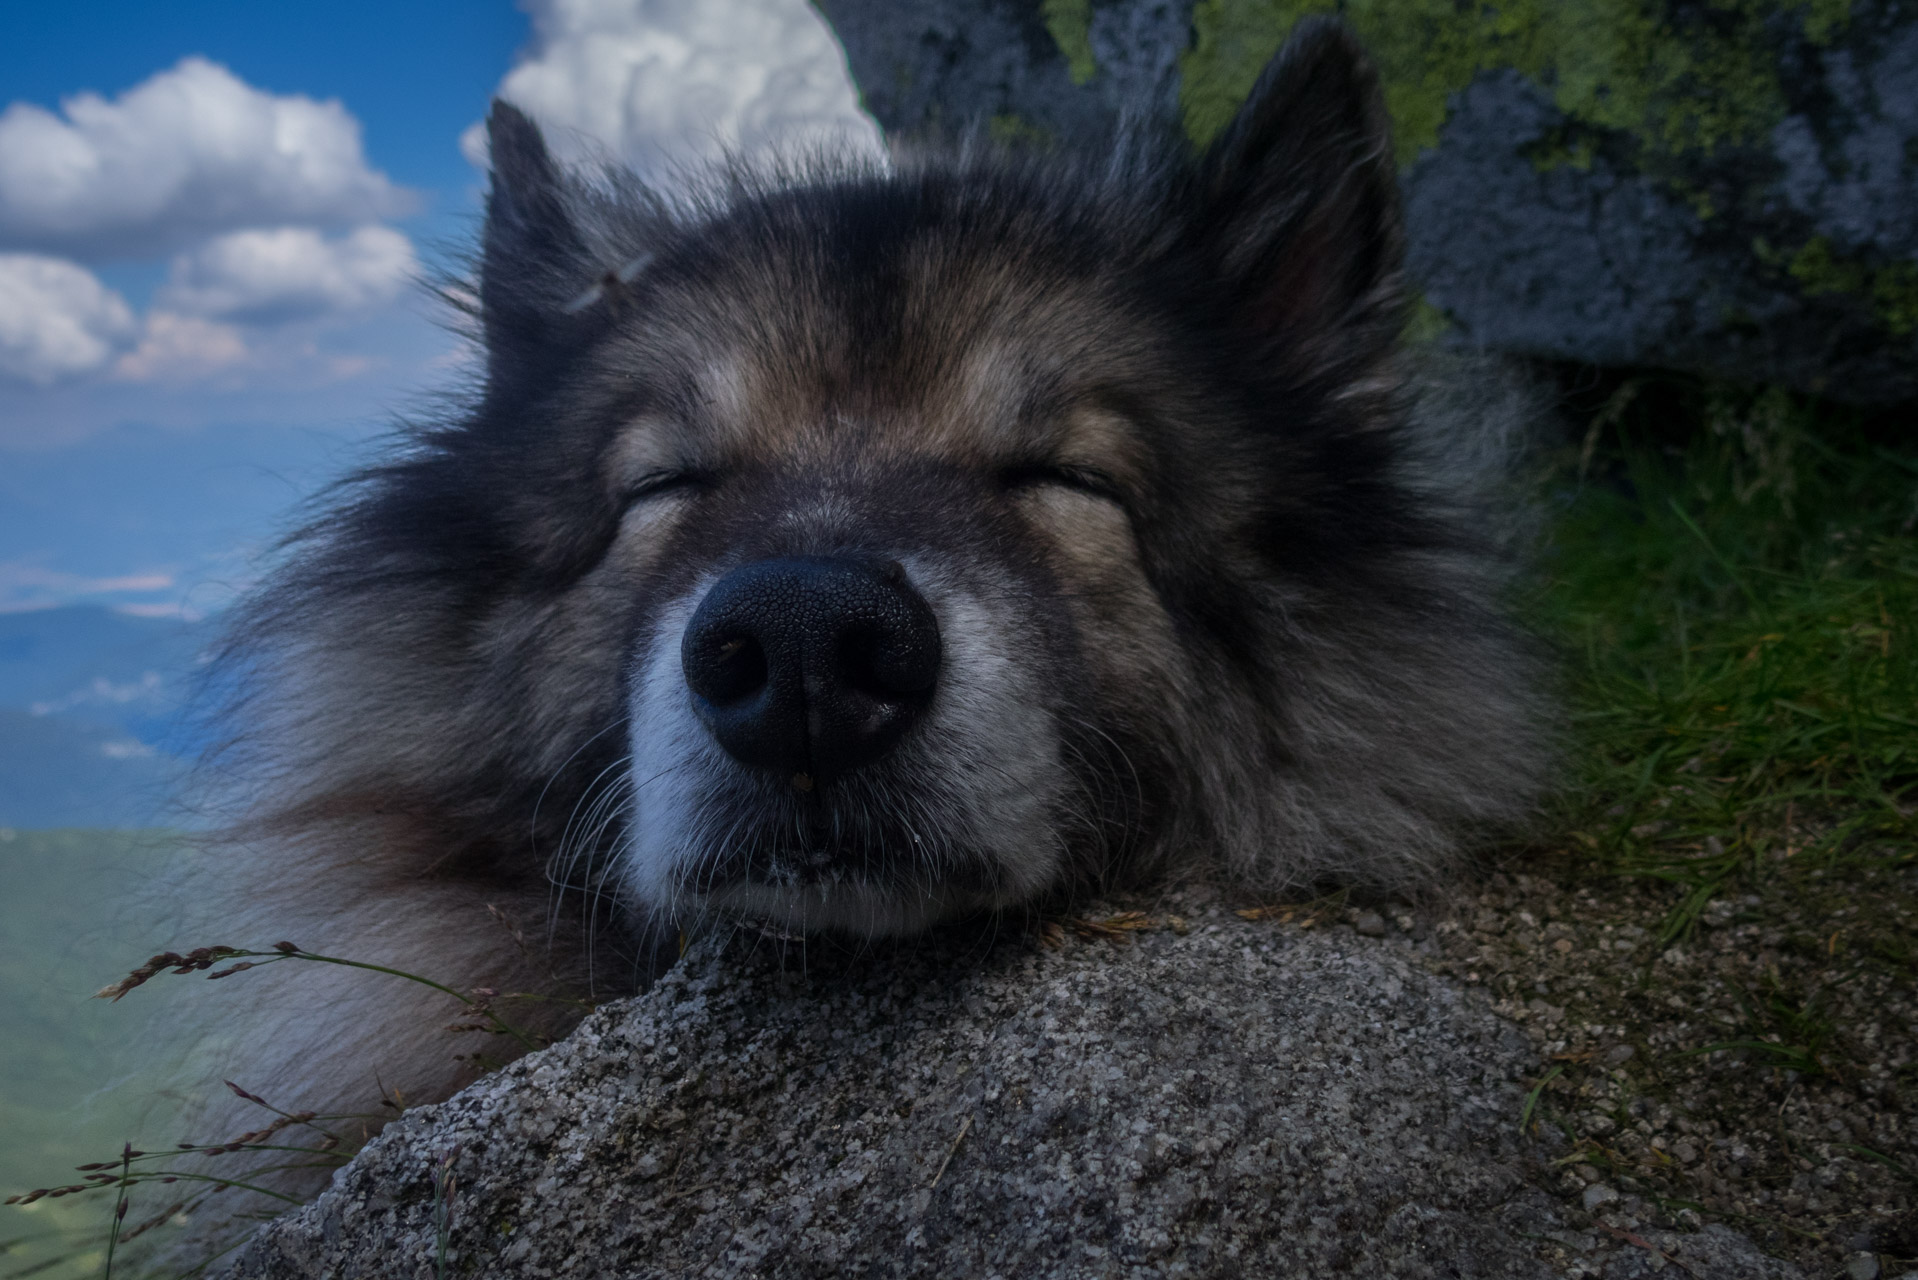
[[686, 632, 768, 706]]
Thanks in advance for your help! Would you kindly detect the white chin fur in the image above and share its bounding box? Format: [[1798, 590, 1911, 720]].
[[619, 559, 1067, 938]]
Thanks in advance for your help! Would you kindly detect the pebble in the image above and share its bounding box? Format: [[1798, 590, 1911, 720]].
[[1581, 1184, 1619, 1212], [1601, 1044, 1635, 1067], [1847, 1253, 1880, 1280], [1353, 911, 1387, 937]]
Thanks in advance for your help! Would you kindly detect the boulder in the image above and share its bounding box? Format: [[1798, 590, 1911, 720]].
[[222, 901, 1802, 1279], [817, 0, 1918, 404]]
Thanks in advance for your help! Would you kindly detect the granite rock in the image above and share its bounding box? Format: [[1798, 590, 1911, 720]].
[[221, 906, 1804, 1279]]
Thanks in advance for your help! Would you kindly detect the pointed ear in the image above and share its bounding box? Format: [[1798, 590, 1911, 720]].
[[1190, 18, 1404, 373], [480, 101, 594, 382]]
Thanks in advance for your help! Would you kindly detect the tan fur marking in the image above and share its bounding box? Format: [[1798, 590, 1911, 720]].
[[603, 415, 691, 498]]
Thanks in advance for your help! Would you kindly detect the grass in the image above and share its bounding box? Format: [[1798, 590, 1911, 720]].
[[0, 830, 191, 1280], [1536, 375, 1918, 937], [1490, 373, 1918, 1266], [6, 1090, 369, 1280], [94, 941, 563, 1052], [1520, 1063, 1566, 1135], [6, 934, 586, 1278]]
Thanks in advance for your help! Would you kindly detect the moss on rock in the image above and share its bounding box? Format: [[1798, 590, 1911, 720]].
[[1181, 0, 1853, 167], [1042, 0, 1101, 86], [1785, 239, 1918, 338], [988, 111, 1056, 148]]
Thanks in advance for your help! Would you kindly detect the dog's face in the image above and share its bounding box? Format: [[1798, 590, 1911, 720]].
[[447, 22, 1411, 937], [592, 223, 1203, 933]]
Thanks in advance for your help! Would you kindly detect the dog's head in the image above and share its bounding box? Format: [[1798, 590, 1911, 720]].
[[241, 22, 1540, 943], [469, 21, 1408, 934]]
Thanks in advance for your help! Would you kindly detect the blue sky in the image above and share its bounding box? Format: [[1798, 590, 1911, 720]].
[[0, 0, 878, 617], [3, 3, 530, 215]]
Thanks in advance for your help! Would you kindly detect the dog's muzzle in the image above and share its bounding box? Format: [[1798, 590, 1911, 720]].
[[680, 555, 941, 784]]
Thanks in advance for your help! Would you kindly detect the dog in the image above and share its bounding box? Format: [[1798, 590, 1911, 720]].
[[185, 18, 1550, 1131]]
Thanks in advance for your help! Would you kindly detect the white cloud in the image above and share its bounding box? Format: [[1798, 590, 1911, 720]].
[[0, 227, 415, 390], [0, 253, 136, 383], [31, 671, 165, 717], [466, 0, 882, 173], [114, 602, 209, 620], [0, 57, 413, 261], [0, 561, 178, 614], [111, 311, 250, 384], [158, 225, 417, 323]]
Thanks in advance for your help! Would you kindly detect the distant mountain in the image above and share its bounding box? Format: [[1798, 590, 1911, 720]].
[[0, 606, 214, 749], [0, 607, 216, 827], [0, 708, 188, 828]]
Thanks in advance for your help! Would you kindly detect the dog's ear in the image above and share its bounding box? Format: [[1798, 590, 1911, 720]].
[[1189, 18, 1404, 374], [480, 101, 594, 384]]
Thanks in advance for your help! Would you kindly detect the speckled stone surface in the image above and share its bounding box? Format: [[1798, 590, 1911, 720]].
[[220, 900, 1802, 1279]]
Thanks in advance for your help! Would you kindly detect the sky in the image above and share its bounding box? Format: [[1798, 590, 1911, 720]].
[[0, 0, 881, 617]]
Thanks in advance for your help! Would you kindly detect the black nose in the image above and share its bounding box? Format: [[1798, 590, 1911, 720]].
[[681, 555, 941, 783]]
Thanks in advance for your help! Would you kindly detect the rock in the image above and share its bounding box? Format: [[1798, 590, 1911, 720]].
[[1583, 1182, 1620, 1212], [1594, 1226, 1810, 1280], [217, 908, 1810, 1280], [816, 1, 1918, 404], [226, 912, 1559, 1278], [1850, 1255, 1883, 1280], [815, 0, 1190, 150], [1352, 909, 1387, 936]]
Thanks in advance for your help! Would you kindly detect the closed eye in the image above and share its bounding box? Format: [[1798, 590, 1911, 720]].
[[621, 469, 708, 508], [1000, 462, 1125, 504]]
